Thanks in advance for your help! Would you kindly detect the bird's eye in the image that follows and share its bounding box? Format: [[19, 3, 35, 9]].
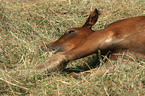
[[66, 30, 75, 34]]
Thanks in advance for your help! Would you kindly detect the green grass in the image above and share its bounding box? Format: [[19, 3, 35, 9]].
[[0, 0, 145, 95]]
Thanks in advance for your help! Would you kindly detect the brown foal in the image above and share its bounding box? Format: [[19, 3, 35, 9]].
[[37, 9, 145, 74]]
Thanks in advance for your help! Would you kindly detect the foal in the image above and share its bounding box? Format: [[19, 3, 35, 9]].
[[37, 9, 145, 73]]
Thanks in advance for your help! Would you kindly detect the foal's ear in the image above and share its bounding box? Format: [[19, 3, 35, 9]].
[[83, 9, 100, 28]]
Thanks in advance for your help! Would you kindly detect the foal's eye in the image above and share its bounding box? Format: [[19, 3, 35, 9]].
[[66, 30, 75, 34]]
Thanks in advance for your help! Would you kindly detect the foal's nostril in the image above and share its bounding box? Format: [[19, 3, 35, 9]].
[[41, 44, 57, 52], [47, 46, 56, 51]]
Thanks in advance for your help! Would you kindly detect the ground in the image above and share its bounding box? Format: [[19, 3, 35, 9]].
[[0, 0, 145, 95]]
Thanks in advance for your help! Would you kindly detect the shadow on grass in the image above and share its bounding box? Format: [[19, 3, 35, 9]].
[[62, 54, 104, 73]]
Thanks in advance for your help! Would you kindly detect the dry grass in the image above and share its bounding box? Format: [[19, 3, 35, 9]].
[[0, 0, 145, 95]]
